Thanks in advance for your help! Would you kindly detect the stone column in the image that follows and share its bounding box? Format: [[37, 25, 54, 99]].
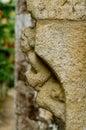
[[20, 0, 86, 130]]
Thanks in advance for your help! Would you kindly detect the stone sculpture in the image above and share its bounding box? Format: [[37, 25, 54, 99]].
[[20, 28, 65, 124], [20, 0, 86, 130]]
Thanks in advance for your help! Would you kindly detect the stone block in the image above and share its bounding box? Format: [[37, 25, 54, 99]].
[[27, 0, 86, 20], [35, 20, 86, 130]]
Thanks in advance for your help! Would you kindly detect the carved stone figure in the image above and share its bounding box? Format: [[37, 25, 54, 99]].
[[20, 0, 86, 130], [20, 28, 65, 125], [20, 20, 86, 129]]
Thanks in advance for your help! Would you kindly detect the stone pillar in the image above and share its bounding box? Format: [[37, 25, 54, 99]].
[[20, 0, 86, 130]]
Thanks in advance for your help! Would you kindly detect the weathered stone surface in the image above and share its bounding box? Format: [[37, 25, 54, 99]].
[[20, 28, 51, 89], [19, 1, 86, 130], [15, 12, 32, 83], [15, 1, 40, 130], [20, 27, 36, 53], [20, 26, 58, 130], [27, 0, 86, 20], [21, 27, 65, 126], [16, 0, 27, 14], [36, 77, 65, 122], [15, 81, 39, 130], [26, 51, 51, 89], [35, 20, 86, 130]]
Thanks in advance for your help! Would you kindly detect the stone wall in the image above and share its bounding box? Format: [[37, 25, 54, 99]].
[[17, 0, 86, 130], [15, 0, 39, 130]]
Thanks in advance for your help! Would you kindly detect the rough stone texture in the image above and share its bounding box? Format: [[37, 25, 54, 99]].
[[15, 0, 39, 130], [19, 0, 86, 130], [15, 81, 39, 130], [36, 77, 65, 122], [26, 51, 51, 89], [20, 28, 65, 123], [35, 20, 86, 130], [20, 27, 36, 53], [20, 26, 65, 129], [20, 28, 51, 90], [20, 20, 86, 130], [27, 0, 86, 20], [16, 1, 57, 130]]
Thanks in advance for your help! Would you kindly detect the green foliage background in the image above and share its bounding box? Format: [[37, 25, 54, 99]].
[[0, 0, 15, 87]]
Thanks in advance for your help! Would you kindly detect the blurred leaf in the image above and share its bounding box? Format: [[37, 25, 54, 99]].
[[0, 0, 15, 87]]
